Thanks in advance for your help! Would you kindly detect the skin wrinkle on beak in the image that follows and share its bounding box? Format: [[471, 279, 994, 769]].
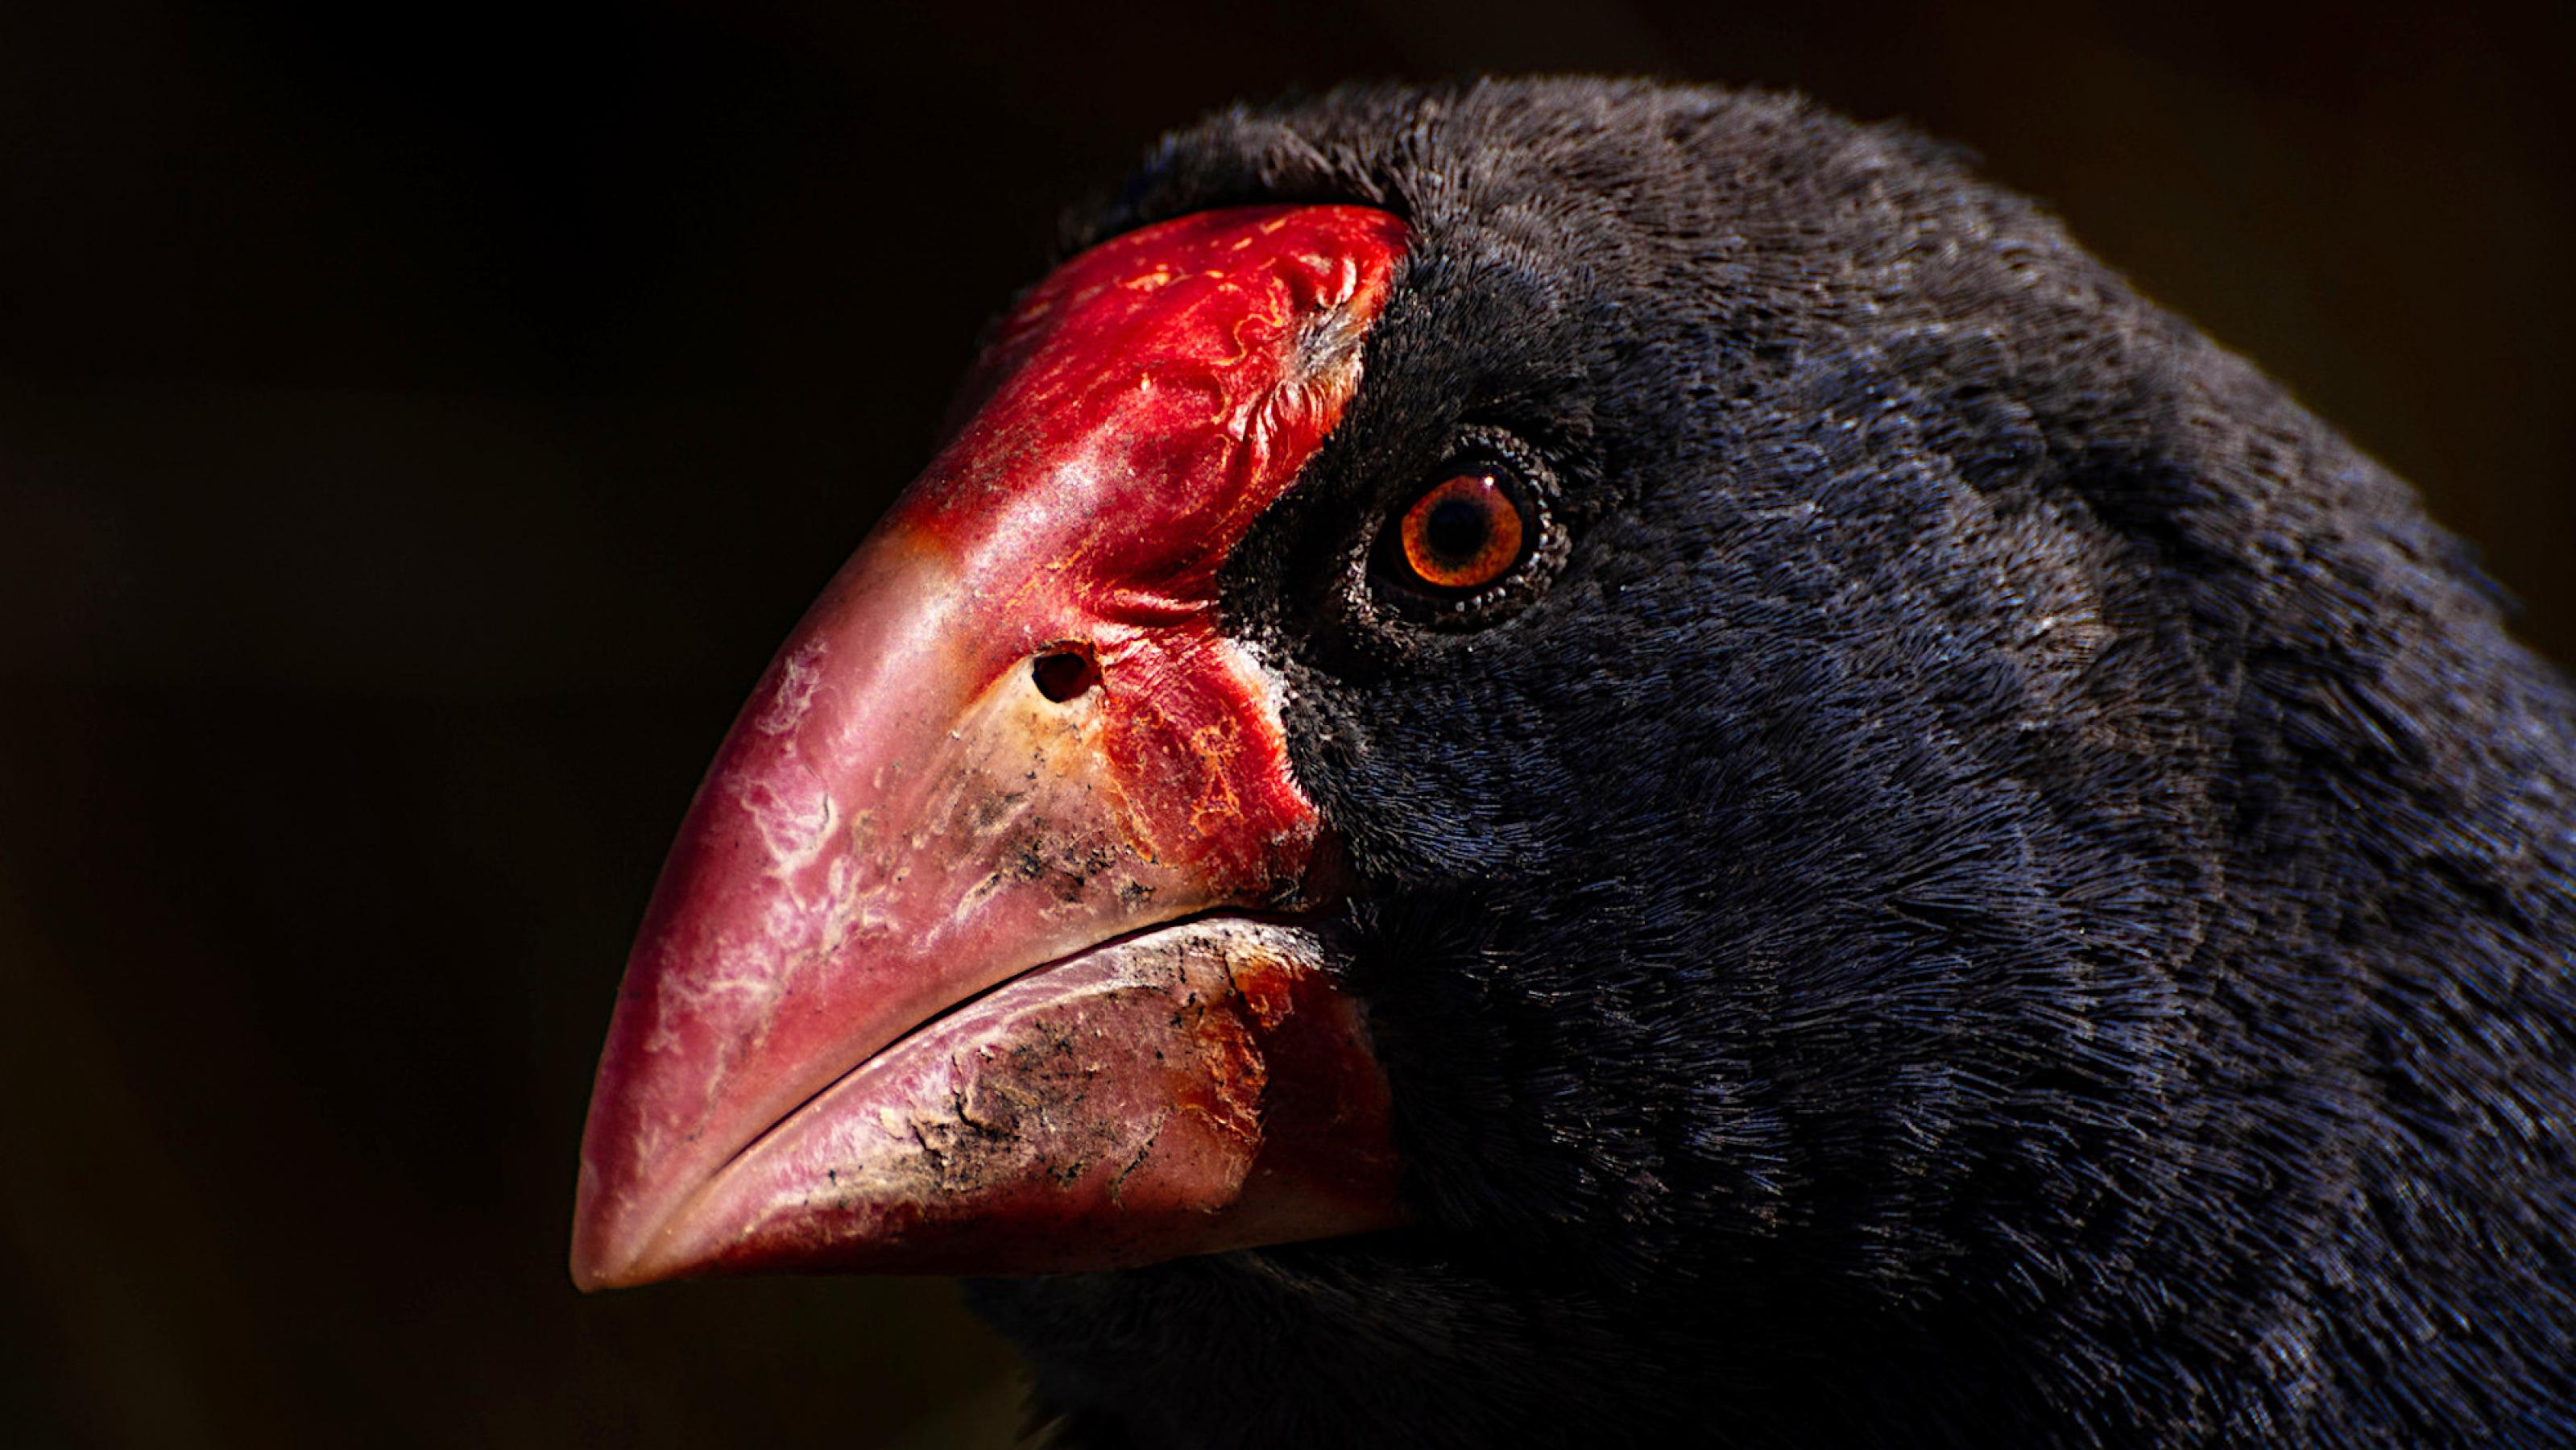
[[573, 205, 1410, 1286], [630, 544, 967, 1158]]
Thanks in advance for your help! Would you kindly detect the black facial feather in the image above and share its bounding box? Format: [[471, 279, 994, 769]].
[[969, 78, 2576, 1448]]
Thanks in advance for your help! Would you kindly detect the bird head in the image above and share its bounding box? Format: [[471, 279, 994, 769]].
[[570, 79, 2516, 1442], [573, 69, 2203, 1331]]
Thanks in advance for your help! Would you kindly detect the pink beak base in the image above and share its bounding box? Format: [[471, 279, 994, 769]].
[[570, 205, 1413, 1289]]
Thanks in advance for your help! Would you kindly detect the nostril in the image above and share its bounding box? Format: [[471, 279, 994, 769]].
[[1031, 648, 1100, 703]]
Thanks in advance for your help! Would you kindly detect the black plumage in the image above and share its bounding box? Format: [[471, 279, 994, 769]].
[[965, 78, 2576, 1448]]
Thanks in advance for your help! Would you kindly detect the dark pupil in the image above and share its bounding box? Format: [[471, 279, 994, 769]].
[[1423, 495, 1492, 563]]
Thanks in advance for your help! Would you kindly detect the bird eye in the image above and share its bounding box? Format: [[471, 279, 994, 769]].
[[1353, 434, 1567, 636], [1397, 472, 1526, 591]]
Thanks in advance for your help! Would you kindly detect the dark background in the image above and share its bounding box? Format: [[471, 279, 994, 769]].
[[3, 1, 2569, 1444]]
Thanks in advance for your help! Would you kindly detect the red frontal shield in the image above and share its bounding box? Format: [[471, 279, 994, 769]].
[[572, 205, 1411, 1288]]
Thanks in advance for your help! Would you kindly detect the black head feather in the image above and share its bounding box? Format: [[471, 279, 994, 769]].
[[968, 77, 2576, 1449]]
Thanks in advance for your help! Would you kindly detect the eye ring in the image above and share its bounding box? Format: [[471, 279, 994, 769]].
[[1347, 428, 1572, 641], [1397, 472, 1527, 591]]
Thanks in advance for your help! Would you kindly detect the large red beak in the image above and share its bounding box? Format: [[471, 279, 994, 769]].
[[570, 205, 1412, 1289]]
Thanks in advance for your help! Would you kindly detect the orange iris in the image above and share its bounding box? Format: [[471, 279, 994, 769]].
[[1398, 474, 1524, 590]]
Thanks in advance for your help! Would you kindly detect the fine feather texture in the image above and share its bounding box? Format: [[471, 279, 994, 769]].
[[966, 78, 2576, 1448]]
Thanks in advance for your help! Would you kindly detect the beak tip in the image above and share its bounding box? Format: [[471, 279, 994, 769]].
[[569, 1223, 682, 1294], [568, 1159, 673, 1293], [567, 1216, 625, 1294]]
